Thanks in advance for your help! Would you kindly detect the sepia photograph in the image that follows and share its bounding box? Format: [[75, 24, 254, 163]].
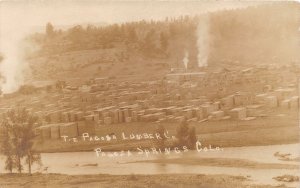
[[0, 0, 299, 187]]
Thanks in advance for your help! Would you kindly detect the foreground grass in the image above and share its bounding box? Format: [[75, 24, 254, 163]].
[[0, 173, 288, 188]]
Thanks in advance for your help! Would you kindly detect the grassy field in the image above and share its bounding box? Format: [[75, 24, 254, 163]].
[[35, 109, 299, 152], [0, 173, 288, 188]]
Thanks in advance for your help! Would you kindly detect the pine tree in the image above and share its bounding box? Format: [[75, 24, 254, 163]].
[[46, 22, 55, 37], [188, 126, 197, 149], [156, 124, 167, 149], [142, 29, 156, 56], [176, 119, 189, 147], [176, 119, 197, 149], [128, 27, 137, 42], [160, 32, 169, 52]]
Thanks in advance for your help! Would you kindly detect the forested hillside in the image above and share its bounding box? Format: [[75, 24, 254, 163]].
[[25, 2, 299, 81]]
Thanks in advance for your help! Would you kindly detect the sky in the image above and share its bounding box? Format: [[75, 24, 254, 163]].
[[0, 0, 266, 29]]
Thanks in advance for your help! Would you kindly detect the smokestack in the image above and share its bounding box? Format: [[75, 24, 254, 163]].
[[197, 15, 210, 68]]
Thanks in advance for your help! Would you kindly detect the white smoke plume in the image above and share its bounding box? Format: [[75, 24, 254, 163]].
[[183, 51, 189, 70], [0, 3, 34, 94], [0, 27, 28, 94], [197, 15, 210, 68]]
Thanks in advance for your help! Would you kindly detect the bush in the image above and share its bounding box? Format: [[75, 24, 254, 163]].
[[176, 119, 197, 149], [128, 174, 138, 181]]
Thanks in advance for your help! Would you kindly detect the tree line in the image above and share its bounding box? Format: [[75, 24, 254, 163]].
[[27, 3, 299, 64], [30, 15, 198, 58]]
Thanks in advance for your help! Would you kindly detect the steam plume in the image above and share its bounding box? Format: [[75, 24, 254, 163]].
[[0, 31, 26, 94], [0, 3, 34, 94], [183, 51, 189, 70], [197, 15, 210, 68]]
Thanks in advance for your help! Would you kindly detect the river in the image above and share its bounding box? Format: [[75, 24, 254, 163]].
[[1, 144, 299, 187]]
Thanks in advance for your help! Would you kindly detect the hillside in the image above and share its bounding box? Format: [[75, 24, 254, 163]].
[[25, 2, 300, 83]]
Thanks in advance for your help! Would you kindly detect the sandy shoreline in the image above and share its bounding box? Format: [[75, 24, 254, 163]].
[[132, 157, 300, 169]]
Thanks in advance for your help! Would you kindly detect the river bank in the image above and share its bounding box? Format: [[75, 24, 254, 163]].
[[0, 173, 288, 188]]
